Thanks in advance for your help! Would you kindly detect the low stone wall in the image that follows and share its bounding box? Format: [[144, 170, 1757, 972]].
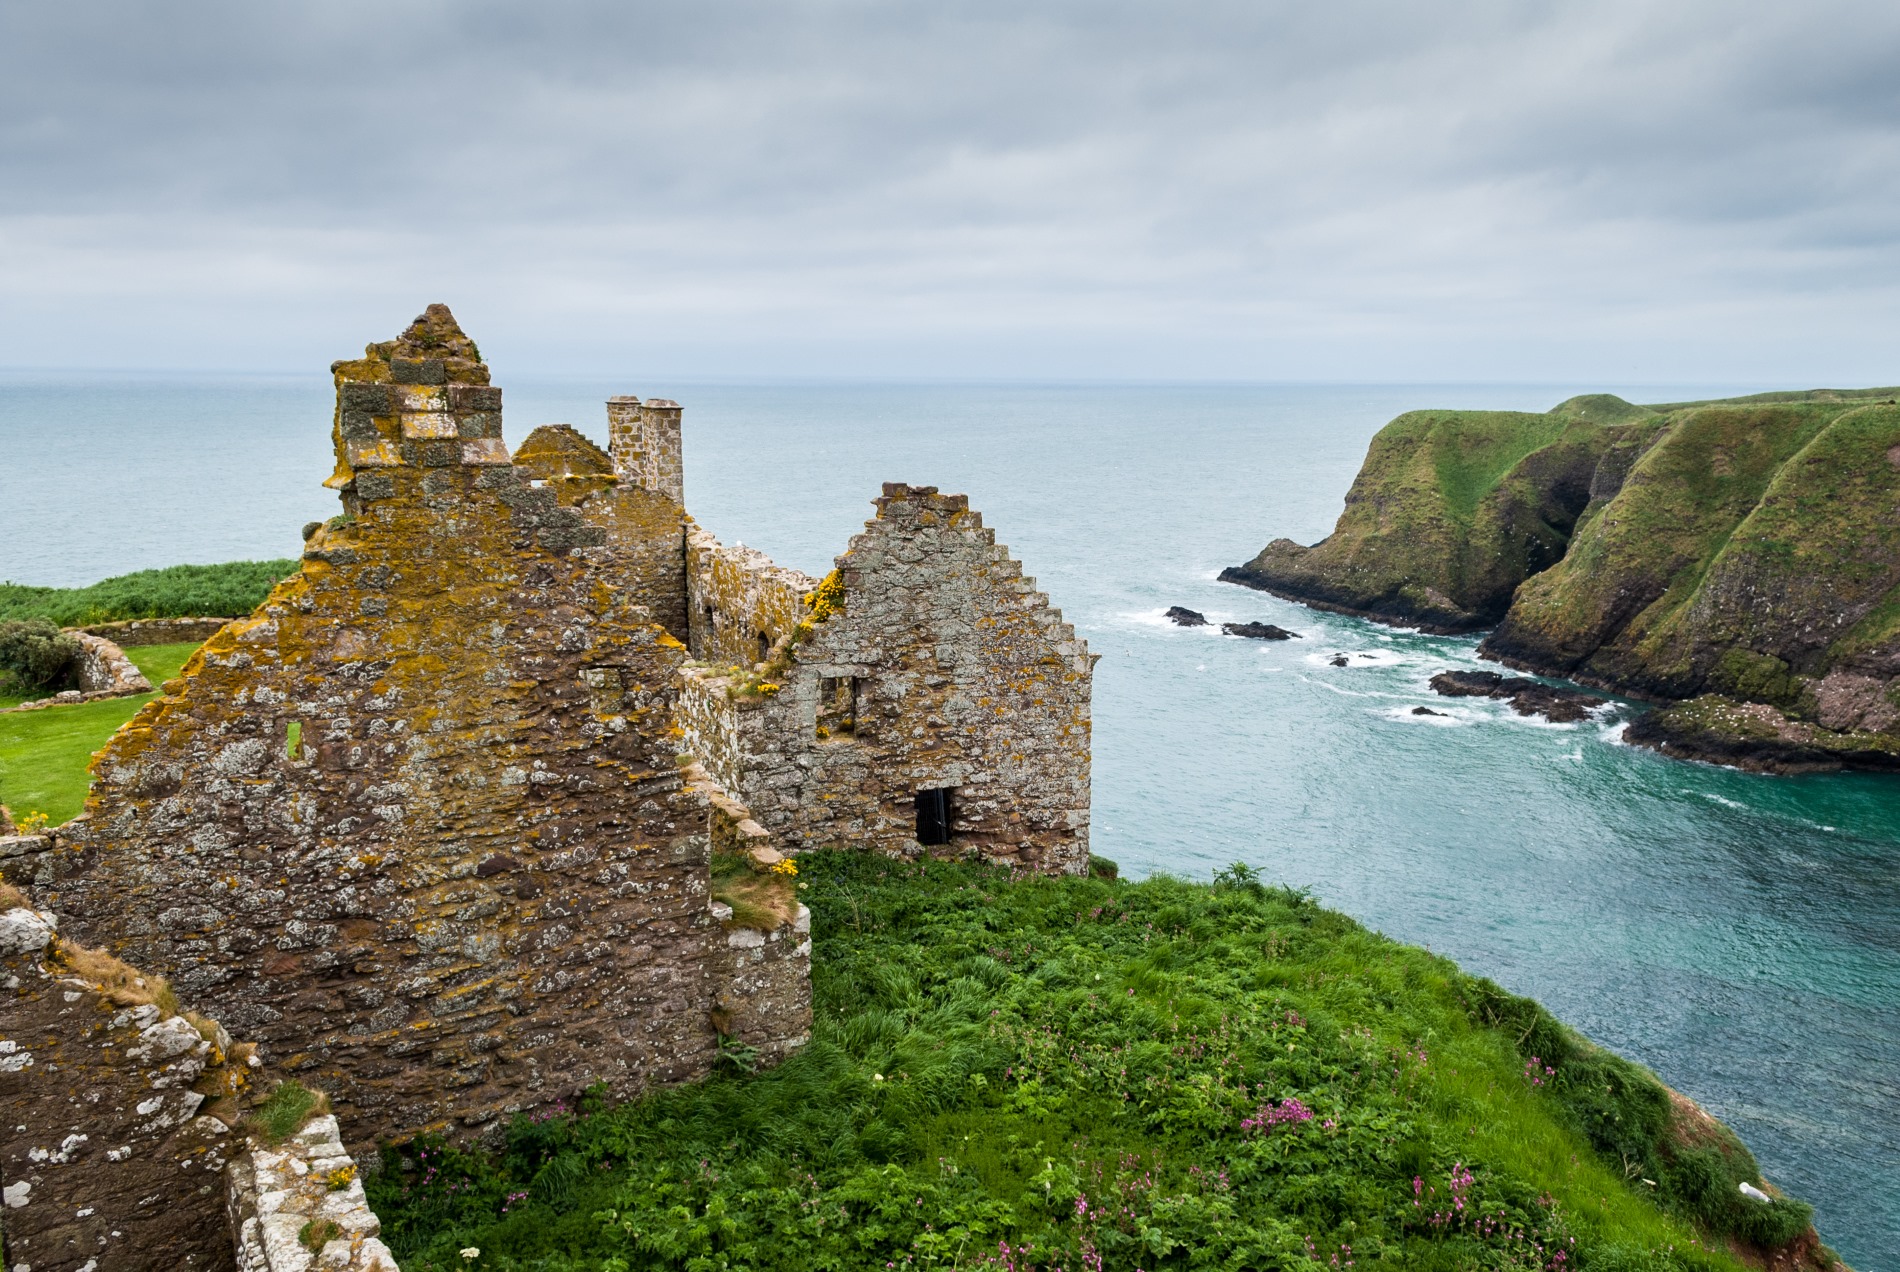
[[227, 1115, 398, 1272], [77, 617, 234, 647], [71, 631, 151, 695], [710, 904, 813, 1068], [1, 633, 153, 714]]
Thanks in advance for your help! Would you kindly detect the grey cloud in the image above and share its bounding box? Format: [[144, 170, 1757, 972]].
[[1, 0, 1896, 380]]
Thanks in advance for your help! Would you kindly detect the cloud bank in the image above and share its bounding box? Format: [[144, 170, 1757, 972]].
[[3, 0, 1897, 380]]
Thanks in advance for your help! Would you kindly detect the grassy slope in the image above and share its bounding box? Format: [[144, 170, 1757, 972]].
[[1226, 402, 1653, 631], [368, 854, 1815, 1272], [1488, 403, 1900, 738], [0, 560, 297, 626], [1485, 403, 1845, 689], [0, 643, 198, 822]]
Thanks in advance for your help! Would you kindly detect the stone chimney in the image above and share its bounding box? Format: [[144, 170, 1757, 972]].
[[606, 395, 685, 505]]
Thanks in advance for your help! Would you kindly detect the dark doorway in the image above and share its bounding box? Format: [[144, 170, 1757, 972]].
[[757, 631, 771, 664], [915, 788, 952, 846]]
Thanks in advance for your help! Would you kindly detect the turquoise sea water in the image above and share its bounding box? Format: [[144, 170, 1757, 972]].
[[2, 376, 1895, 1267]]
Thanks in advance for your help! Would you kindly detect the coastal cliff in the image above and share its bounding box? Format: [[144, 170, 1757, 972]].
[[1227, 386, 1900, 771]]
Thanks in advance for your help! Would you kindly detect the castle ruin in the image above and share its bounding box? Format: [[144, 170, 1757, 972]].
[[13, 305, 1092, 1176]]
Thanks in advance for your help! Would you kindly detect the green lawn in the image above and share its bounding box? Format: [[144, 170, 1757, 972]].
[[0, 642, 198, 825], [369, 854, 1811, 1272]]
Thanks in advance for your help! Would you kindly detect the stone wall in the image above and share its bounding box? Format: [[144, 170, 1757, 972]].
[[514, 424, 692, 643], [685, 526, 817, 670], [70, 632, 151, 696], [680, 485, 1094, 874], [0, 897, 251, 1271], [40, 307, 733, 1153], [79, 618, 235, 647], [226, 1115, 396, 1272], [708, 904, 812, 1069]]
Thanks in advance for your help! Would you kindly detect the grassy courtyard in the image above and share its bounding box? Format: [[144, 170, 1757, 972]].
[[0, 642, 199, 824]]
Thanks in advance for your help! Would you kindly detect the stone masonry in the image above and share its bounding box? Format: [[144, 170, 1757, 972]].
[[39, 307, 805, 1157], [677, 486, 1095, 874]]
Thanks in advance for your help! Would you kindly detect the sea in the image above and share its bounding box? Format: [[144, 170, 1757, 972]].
[[2, 374, 1895, 1268]]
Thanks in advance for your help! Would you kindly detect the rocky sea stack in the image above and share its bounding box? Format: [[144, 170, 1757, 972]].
[[1226, 386, 1900, 772]]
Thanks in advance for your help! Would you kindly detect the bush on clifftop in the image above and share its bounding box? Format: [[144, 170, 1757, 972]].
[[368, 853, 1821, 1272]]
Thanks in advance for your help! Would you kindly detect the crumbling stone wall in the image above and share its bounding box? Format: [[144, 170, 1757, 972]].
[[42, 307, 732, 1151], [70, 632, 151, 696], [680, 485, 1094, 874], [514, 424, 692, 644], [0, 897, 251, 1271], [226, 1114, 397, 1272], [685, 528, 817, 669]]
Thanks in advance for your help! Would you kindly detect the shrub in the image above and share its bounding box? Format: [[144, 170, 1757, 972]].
[[0, 619, 79, 691]]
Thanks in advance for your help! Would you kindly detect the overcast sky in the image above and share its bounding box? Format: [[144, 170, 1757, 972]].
[[2, 1, 1897, 382]]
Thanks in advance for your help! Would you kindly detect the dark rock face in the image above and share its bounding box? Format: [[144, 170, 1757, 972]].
[[1165, 606, 1208, 627], [1223, 622, 1301, 640], [1429, 670, 1607, 723], [1412, 706, 1447, 716], [1623, 695, 1900, 775]]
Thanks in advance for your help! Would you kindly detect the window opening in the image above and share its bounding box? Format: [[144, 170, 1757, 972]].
[[817, 676, 860, 739], [915, 788, 952, 846]]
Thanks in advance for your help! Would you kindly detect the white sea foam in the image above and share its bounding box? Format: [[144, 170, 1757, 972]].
[[1701, 792, 1749, 810], [1376, 704, 1467, 727]]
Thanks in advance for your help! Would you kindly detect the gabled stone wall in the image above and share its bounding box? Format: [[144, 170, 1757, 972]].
[[680, 485, 1093, 874], [40, 309, 732, 1152]]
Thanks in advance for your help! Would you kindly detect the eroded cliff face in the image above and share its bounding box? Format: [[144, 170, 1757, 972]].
[[1228, 386, 1900, 771], [1485, 399, 1900, 770], [1221, 399, 1665, 632]]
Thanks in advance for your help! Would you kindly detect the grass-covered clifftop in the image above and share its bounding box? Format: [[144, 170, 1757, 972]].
[[1220, 397, 1668, 632], [368, 853, 1836, 1272], [0, 560, 297, 627], [1228, 386, 1900, 770]]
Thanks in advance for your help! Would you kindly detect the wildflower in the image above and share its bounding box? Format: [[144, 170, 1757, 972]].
[[772, 857, 798, 877], [461, 1250, 481, 1261]]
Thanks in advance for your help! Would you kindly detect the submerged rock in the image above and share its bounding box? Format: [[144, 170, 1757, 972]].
[[1329, 655, 1349, 667], [1429, 670, 1606, 724], [1165, 606, 1208, 627], [1223, 622, 1301, 640], [1412, 706, 1447, 717]]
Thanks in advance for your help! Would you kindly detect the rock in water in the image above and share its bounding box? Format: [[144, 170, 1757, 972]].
[[1412, 706, 1447, 716], [1223, 622, 1301, 640], [1165, 606, 1209, 626], [1429, 670, 1606, 723], [1329, 655, 1349, 667]]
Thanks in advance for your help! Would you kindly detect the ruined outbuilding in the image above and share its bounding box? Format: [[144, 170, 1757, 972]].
[[27, 304, 1088, 1170]]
